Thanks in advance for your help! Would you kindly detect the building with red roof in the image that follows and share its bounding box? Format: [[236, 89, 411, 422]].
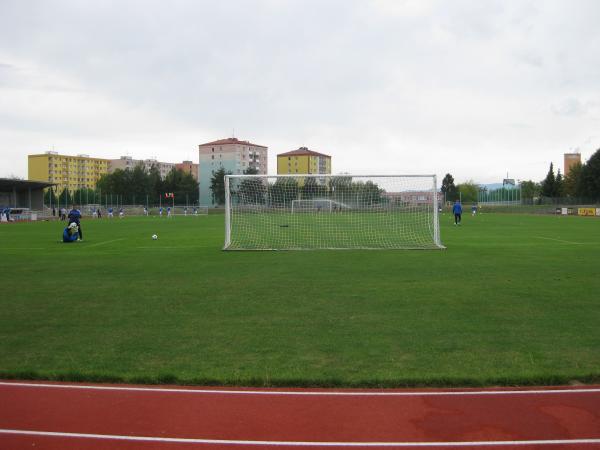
[[277, 147, 331, 175]]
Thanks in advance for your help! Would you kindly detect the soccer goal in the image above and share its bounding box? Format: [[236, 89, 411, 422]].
[[224, 174, 444, 250]]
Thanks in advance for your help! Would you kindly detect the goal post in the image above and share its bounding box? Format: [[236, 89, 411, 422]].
[[224, 174, 445, 250]]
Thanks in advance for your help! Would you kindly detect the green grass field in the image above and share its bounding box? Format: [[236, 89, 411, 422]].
[[1, 212, 599, 387]]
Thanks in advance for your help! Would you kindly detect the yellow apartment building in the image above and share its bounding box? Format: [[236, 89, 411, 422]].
[[277, 147, 331, 175], [28, 151, 110, 193]]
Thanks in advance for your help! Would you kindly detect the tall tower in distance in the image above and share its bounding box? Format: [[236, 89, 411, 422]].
[[564, 152, 581, 177]]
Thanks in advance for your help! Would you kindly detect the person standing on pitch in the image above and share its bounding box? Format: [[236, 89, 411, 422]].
[[471, 204, 477, 216], [452, 200, 462, 226], [67, 205, 83, 240]]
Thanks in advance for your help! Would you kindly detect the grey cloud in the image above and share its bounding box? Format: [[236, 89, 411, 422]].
[[551, 98, 600, 117]]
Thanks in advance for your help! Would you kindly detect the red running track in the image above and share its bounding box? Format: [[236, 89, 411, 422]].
[[0, 381, 599, 449]]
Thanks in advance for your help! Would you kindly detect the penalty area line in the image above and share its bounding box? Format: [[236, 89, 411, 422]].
[[1, 429, 599, 447], [84, 238, 126, 248], [535, 236, 585, 245]]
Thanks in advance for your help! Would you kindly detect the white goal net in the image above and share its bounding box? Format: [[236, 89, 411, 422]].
[[224, 174, 444, 250]]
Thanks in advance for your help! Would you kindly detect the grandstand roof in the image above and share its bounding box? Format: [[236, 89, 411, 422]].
[[0, 178, 55, 191], [199, 137, 267, 148], [278, 147, 330, 158]]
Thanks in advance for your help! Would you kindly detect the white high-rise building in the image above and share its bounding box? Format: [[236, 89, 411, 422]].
[[198, 138, 268, 206]]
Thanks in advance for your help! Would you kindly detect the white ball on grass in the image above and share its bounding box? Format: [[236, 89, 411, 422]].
[[152, 234, 158, 240]]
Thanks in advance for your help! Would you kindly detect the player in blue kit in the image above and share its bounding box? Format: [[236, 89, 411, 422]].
[[67, 206, 83, 240], [62, 222, 79, 242], [452, 200, 462, 226]]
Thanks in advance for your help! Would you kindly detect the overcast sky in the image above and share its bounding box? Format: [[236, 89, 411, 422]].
[[1, 0, 599, 183]]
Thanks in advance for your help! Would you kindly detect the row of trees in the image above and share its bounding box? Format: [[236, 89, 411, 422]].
[[441, 147, 600, 203], [210, 168, 386, 206], [518, 148, 600, 201], [441, 174, 480, 203], [45, 165, 199, 207]]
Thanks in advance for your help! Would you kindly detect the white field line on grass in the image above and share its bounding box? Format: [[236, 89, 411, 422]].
[[1, 381, 599, 397], [134, 245, 215, 249], [535, 236, 586, 245], [1, 429, 599, 447], [84, 238, 126, 248]]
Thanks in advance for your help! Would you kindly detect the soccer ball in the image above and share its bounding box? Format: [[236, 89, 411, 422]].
[[152, 234, 158, 240]]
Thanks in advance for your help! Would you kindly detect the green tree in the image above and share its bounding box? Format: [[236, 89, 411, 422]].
[[236, 167, 266, 204], [301, 177, 327, 199], [441, 173, 457, 202], [129, 164, 150, 205], [269, 177, 299, 206], [353, 180, 384, 204], [563, 162, 583, 197], [456, 180, 479, 203], [520, 180, 540, 200], [540, 163, 556, 197], [148, 165, 164, 203], [57, 188, 73, 207], [580, 148, 600, 199], [164, 168, 199, 205], [44, 188, 58, 207], [210, 167, 230, 205], [72, 188, 97, 205], [554, 169, 564, 197]]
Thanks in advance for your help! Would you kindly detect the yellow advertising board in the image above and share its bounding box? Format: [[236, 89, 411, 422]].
[[578, 208, 596, 216]]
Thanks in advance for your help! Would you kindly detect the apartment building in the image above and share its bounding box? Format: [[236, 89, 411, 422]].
[[109, 156, 176, 179], [277, 147, 331, 175], [28, 152, 110, 193], [176, 160, 199, 180], [198, 137, 268, 206]]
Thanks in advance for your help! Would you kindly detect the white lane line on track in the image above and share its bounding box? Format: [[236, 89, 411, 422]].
[[535, 236, 585, 245], [1, 381, 599, 397], [1, 429, 599, 447]]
